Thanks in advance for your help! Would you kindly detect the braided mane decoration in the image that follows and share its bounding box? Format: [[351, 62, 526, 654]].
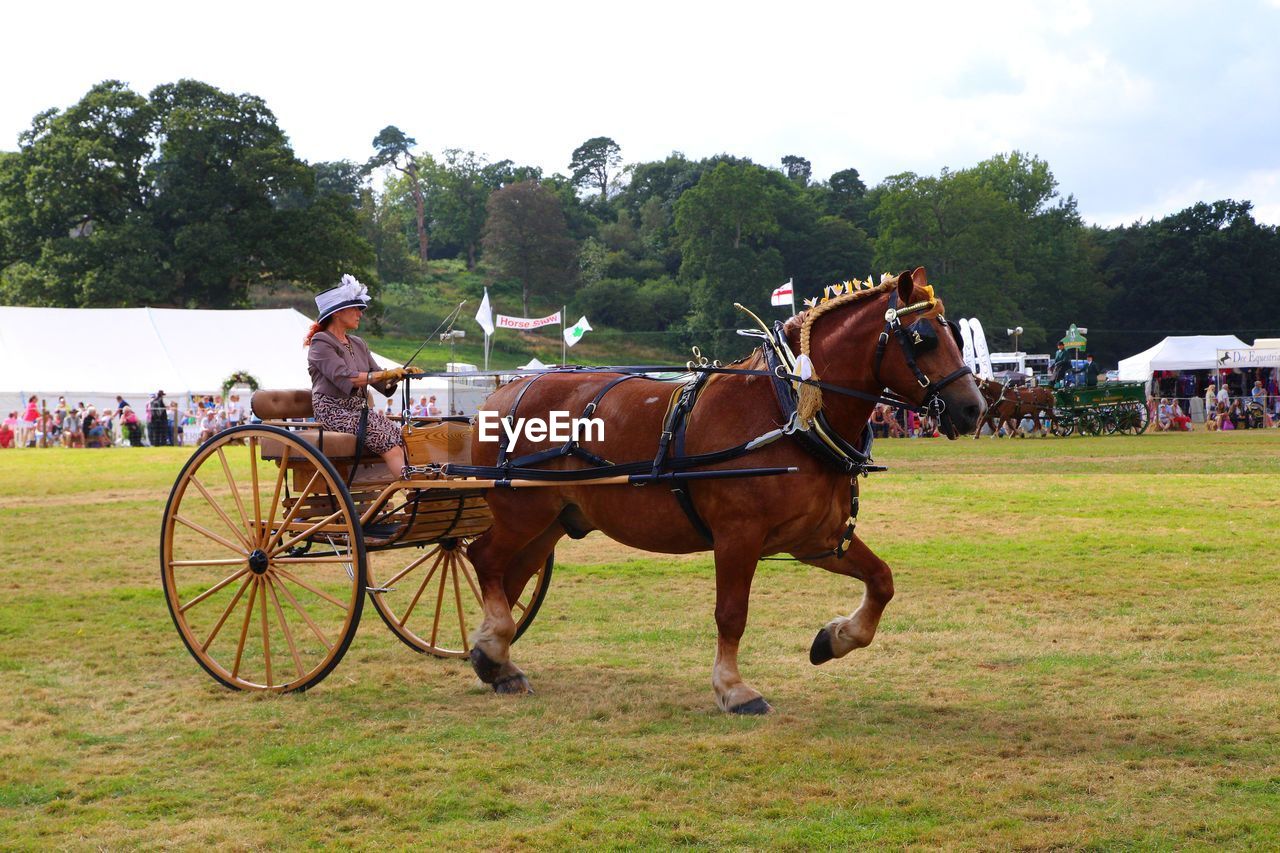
[[794, 272, 945, 425]]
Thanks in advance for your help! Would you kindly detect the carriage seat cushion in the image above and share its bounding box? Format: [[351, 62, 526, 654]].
[[259, 429, 358, 461], [252, 389, 313, 420]]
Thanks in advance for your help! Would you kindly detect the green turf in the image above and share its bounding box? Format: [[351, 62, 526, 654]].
[[0, 430, 1278, 848]]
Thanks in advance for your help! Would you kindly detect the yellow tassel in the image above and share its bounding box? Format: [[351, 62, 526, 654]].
[[796, 380, 822, 426]]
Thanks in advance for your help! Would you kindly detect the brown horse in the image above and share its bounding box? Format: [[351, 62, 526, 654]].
[[975, 379, 1054, 437], [466, 268, 985, 713]]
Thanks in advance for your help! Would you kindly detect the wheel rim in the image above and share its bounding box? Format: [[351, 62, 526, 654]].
[[161, 426, 365, 692], [367, 538, 551, 658]]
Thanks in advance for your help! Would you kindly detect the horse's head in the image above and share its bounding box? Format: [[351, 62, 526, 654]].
[[875, 268, 985, 437], [793, 267, 984, 439]]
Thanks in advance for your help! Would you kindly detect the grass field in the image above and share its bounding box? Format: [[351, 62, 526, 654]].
[[2, 430, 1279, 848]]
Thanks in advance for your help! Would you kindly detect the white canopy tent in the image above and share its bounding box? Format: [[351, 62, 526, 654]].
[[1116, 334, 1249, 381], [0, 306, 397, 415]]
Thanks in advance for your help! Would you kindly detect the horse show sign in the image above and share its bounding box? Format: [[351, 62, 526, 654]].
[[1217, 347, 1280, 368], [1061, 323, 1087, 349]]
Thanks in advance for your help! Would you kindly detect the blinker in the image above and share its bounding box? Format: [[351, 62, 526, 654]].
[[906, 320, 939, 354]]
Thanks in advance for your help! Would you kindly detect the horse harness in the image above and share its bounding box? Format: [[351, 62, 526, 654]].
[[444, 289, 972, 559]]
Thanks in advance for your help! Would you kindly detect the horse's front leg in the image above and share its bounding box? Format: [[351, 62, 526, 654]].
[[797, 534, 894, 664], [711, 537, 771, 715], [467, 519, 561, 695]]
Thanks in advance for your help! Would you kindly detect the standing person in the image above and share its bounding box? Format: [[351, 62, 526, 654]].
[[148, 391, 169, 446], [1051, 342, 1069, 386], [19, 395, 39, 448], [122, 406, 143, 446], [225, 394, 244, 430], [305, 275, 420, 479], [1216, 381, 1230, 413], [427, 395, 441, 417], [1083, 354, 1101, 388]]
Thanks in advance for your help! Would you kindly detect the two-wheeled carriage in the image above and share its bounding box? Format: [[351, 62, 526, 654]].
[[160, 389, 558, 692]]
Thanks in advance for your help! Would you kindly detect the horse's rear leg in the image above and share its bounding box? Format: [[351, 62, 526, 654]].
[[711, 537, 771, 715], [467, 519, 562, 695], [797, 535, 894, 665]]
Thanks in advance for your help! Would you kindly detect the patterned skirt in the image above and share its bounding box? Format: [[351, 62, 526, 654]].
[[312, 393, 404, 455]]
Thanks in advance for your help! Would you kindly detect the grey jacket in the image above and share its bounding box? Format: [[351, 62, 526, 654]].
[[307, 331, 397, 398]]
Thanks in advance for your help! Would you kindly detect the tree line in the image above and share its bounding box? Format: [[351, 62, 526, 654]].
[[3, 79, 1279, 361]]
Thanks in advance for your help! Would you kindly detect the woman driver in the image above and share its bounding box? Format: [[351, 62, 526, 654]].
[[306, 275, 420, 478]]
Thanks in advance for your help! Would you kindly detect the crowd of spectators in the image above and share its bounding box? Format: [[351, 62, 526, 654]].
[[0, 391, 253, 449]]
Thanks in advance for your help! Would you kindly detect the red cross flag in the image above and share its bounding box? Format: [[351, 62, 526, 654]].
[[770, 278, 795, 311]]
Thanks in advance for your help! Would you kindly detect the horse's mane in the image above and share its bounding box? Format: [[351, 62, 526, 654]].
[[786, 275, 902, 422]]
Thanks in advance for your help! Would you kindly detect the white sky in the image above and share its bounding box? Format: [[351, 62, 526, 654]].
[[5, 0, 1280, 226]]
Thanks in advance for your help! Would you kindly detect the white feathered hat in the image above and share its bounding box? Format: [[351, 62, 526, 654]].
[[315, 274, 371, 323]]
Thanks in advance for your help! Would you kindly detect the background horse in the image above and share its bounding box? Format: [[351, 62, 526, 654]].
[[467, 268, 985, 713], [975, 380, 1054, 437]]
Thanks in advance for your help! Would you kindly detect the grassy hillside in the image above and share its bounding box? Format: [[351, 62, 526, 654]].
[[252, 262, 694, 370]]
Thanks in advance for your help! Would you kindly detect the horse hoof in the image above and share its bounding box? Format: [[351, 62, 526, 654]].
[[469, 647, 502, 684], [809, 628, 835, 665], [492, 674, 533, 695], [730, 696, 772, 715]]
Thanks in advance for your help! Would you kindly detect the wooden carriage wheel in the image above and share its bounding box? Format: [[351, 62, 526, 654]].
[[161, 425, 365, 692], [366, 539, 552, 658], [1115, 402, 1150, 435]]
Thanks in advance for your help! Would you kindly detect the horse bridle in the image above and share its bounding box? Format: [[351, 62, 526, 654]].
[[872, 290, 974, 421]]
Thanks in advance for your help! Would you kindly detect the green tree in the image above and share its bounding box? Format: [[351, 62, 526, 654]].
[[365, 125, 430, 261], [675, 162, 785, 347], [481, 181, 577, 316], [781, 155, 812, 186], [430, 150, 493, 270], [0, 79, 373, 308], [569, 136, 622, 202]]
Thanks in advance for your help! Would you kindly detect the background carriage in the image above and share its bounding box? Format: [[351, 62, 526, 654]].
[[160, 389, 554, 693], [1049, 380, 1150, 436]]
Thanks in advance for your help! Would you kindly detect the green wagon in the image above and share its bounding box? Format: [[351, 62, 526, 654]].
[[1050, 381, 1150, 436]]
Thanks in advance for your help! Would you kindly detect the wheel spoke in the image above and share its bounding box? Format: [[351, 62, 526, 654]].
[[249, 437, 262, 546], [398, 550, 445, 627], [188, 476, 254, 551], [270, 510, 345, 557], [271, 555, 357, 564], [202, 574, 255, 652], [172, 558, 250, 568], [266, 576, 305, 680], [179, 566, 250, 614], [175, 514, 248, 556], [459, 554, 485, 608], [259, 576, 273, 688], [262, 446, 292, 549], [232, 577, 259, 679], [429, 555, 450, 647], [451, 554, 468, 652], [217, 447, 253, 542], [381, 549, 438, 590], [274, 566, 350, 611], [271, 571, 333, 651], [265, 469, 323, 555]]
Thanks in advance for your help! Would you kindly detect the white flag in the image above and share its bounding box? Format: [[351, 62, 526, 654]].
[[770, 278, 794, 307], [563, 316, 592, 347], [475, 288, 495, 336]]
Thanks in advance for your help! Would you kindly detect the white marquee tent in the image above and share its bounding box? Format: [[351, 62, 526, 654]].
[[0, 306, 398, 414], [1116, 334, 1249, 381]]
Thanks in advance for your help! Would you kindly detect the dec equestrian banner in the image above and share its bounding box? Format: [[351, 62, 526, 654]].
[[496, 311, 562, 331], [1218, 348, 1280, 368]]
